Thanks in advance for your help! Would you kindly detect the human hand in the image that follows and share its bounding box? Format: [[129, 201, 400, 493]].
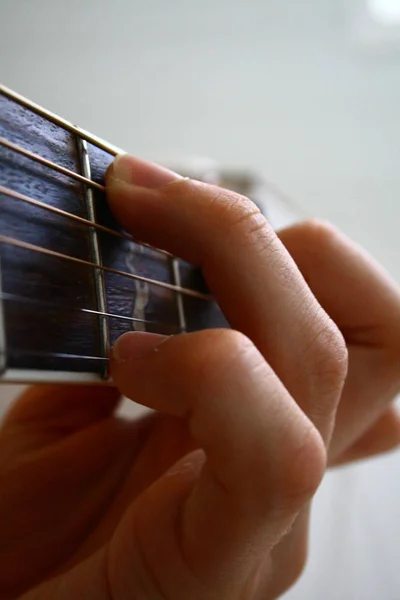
[[1, 155, 399, 599]]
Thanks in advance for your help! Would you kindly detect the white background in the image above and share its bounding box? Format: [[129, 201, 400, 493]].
[[1, 1, 400, 598]]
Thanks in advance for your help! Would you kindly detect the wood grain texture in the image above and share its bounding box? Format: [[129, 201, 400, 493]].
[[0, 94, 100, 374], [0, 94, 229, 381]]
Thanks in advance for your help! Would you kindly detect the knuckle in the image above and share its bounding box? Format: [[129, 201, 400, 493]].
[[296, 218, 340, 249], [282, 219, 340, 270], [307, 318, 348, 396], [207, 189, 272, 244], [204, 328, 256, 363], [270, 525, 310, 598], [209, 190, 259, 226], [278, 425, 327, 511], [252, 423, 326, 518], [195, 329, 260, 386], [286, 545, 309, 590], [272, 551, 308, 599]]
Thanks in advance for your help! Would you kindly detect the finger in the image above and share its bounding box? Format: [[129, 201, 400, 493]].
[[0, 415, 141, 599], [278, 220, 400, 454], [262, 404, 400, 599], [2, 385, 121, 429], [15, 548, 110, 600], [106, 156, 347, 443], [264, 508, 311, 599], [278, 220, 400, 342], [330, 405, 400, 466], [17, 328, 327, 600], [0, 385, 121, 456], [108, 329, 326, 596]]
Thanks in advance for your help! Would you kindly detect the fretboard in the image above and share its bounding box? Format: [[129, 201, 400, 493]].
[[1, 86, 271, 384]]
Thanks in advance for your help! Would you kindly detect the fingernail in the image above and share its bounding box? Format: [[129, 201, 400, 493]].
[[109, 154, 183, 189], [112, 331, 167, 361]]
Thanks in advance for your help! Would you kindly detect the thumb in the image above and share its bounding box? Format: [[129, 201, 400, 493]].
[[19, 453, 204, 600]]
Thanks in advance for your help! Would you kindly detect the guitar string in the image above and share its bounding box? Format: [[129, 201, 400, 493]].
[[0, 85, 212, 333], [0, 86, 176, 260], [0, 291, 180, 332], [0, 184, 171, 257], [0, 143, 172, 257], [0, 136, 105, 191], [0, 85, 121, 156], [0, 86, 306, 218], [0, 235, 211, 301], [2, 348, 108, 362], [0, 86, 306, 368]]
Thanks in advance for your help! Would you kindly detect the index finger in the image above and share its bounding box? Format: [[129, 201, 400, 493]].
[[106, 156, 347, 442]]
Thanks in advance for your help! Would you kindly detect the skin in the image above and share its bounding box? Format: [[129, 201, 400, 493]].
[[1, 154, 400, 599]]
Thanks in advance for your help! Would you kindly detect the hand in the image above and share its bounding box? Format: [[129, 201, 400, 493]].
[[0, 155, 399, 600]]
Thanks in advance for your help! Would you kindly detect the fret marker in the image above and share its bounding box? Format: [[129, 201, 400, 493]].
[[126, 242, 150, 332]]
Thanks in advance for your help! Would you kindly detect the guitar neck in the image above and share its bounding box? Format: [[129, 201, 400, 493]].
[[1, 86, 275, 384]]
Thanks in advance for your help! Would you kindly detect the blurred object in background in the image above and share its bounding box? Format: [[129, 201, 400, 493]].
[[171, 158, 304, 230]]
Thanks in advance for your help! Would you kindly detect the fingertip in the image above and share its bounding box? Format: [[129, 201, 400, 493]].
[[112, 331, 168, 362], [106, 153, 183, 189]]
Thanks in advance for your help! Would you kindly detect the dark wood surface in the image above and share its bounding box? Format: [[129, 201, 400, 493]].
[[0, 93, 229, 380]]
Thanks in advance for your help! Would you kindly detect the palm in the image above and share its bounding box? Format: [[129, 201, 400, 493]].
[[0, 385, 194, 599]]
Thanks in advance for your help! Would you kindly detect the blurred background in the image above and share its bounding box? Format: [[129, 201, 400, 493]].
[[1, 1, 399, 598]]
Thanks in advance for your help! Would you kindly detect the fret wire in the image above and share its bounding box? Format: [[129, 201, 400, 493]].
[[0, 291, 178, 330], [77, 137, 110, 378], [0, 85, 122, 156], [0, 136, 105, 192], [0, 184, 171, 257], [0, 86, 172, 258], [172, 257, 187, 333], [0, 235, 212, 301]]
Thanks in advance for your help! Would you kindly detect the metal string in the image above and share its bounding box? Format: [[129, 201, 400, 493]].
[[0, 87, 175, 259], [0, 184, 171, 257], [0, 136, 105, 191], [1, 86, 305, 218], [0, 235, 211, 301], [0, 83, 212, 365], [0, 291, 179, 332], [0, 145, 172, 257], [0, 85, 121, 156], [3, 348, 109, 362]]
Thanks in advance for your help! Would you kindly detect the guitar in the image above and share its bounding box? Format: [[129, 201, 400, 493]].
[[0, 85, 297, 384]]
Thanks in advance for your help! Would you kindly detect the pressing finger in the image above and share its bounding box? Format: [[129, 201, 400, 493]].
[[108, 329, 326, 595], [106, 156, 347, 443]]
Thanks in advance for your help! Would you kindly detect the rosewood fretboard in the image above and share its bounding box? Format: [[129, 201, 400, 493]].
[[0, 86, 271, 384]]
